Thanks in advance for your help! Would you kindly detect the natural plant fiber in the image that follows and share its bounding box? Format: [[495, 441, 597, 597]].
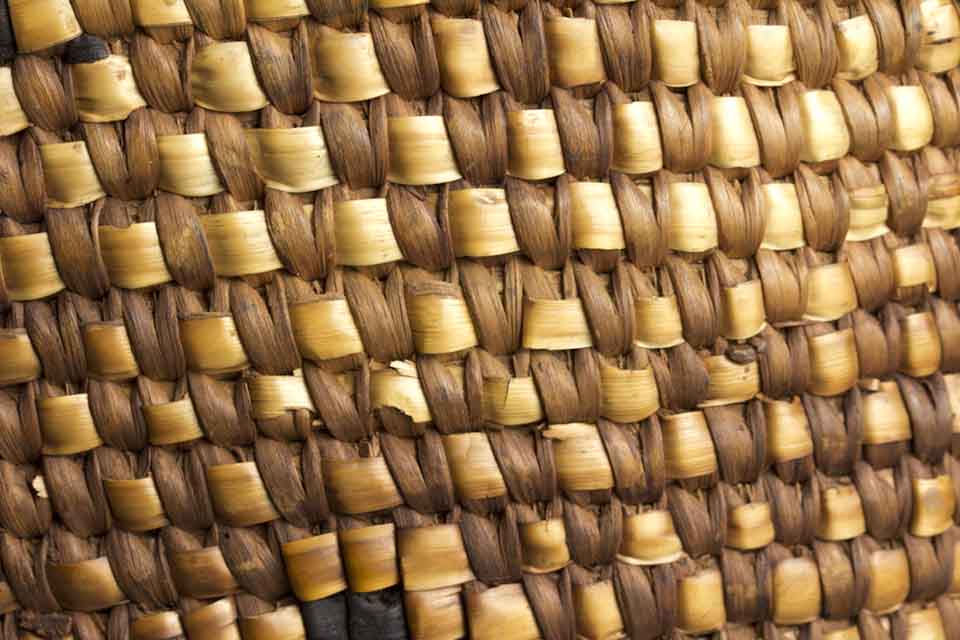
[[2, 1, 960, 639]]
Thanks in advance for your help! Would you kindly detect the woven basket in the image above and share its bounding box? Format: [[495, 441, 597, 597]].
[[1, 0, 960, 638]]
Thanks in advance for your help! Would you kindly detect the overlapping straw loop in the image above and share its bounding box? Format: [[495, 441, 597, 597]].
[[2, 0, 960, 639]]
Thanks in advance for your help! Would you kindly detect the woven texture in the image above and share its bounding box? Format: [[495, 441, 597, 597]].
[[2, 0, 960, 639]]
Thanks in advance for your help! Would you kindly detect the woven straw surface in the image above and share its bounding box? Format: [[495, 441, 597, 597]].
[[2, 0, 960, 639]]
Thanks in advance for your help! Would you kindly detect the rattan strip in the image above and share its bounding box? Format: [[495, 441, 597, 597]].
[[0, 1, 959, 640]]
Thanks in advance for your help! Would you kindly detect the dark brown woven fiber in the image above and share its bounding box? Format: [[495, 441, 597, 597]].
[[2, 0, 960, 639]]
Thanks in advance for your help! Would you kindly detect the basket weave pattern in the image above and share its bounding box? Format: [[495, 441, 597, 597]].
[[1, 0, 960, 638]]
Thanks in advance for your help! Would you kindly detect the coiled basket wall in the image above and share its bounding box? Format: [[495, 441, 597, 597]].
[[1, 0, 960, 639]]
